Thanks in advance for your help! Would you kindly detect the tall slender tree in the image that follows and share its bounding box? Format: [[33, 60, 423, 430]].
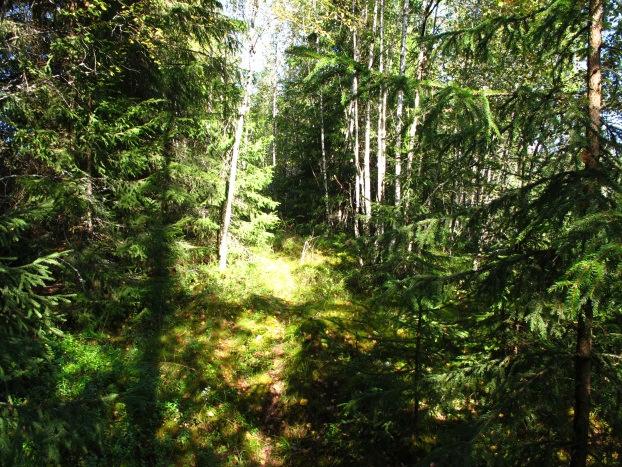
[[571, 0, 603, 464], [219, 2, 259, 270]]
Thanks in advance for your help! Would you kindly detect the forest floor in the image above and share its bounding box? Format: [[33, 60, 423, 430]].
[[160, 237, 359, 466], [58, 235, 387, 466]]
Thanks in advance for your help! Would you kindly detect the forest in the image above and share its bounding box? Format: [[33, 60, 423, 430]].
[[1, 0, 621, 465]]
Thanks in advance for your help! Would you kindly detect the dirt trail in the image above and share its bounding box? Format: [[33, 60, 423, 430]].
[[154, 241, 359, 466]]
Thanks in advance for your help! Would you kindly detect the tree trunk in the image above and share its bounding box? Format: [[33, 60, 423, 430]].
[[584, 0, 602, 171], [218, 6, 257, 270], [351, 2, 361, 238], [375, 0, 388, 206], [363, 99, 372, 220], [393, 0, 409, 205], [408, 48, 425, 179], [272, 76, 278, 166], [353, 91, 361, 238], [85, 150, 94, 235], [218, 89, 250, 270], [408, 0, 437, 181], [363, 0, 378, 222], [316, 28, 330, 223], [413, 299, 424, 440], [571, 300, 593, 467], [570, 0, 602, 464], [320, 94, 329, 222]]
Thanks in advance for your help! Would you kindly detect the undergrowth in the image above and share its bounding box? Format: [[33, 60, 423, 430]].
[[10, 234, 465, 465], [34, 235, 363, 465]]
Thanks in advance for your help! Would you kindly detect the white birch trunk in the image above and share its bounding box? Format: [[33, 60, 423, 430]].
[[352, 3, 361, 238], [408, 46, 425, 178], [271, 78, 277, 166], [363, 0, 378, 220], [218, 5, 257, 270], [394, 0, 409, 205], [315, 29, 330, 222], [218, 87, 251, 270], [320, 95, 329, 222], [376, 0, 389, 205], [409, 0, 438, 180]]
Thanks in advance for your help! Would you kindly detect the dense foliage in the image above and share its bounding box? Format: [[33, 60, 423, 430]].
[[0, 0, 278, 463], [1, 0, 620, 464], [273, 0, 622, 464]]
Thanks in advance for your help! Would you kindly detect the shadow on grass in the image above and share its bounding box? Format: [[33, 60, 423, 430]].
[[276, 304, 444, 467], [123, 220, 173, 464], [13, 228, 479, 466]]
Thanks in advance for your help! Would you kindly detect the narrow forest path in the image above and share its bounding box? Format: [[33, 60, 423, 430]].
[[55, 235, 435, 465], [148, 236, 368, 466]]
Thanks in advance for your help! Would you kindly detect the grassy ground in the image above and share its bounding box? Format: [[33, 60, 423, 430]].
[[48, 234, 617, 465], [55, 235, 387, 466], [151, 236, 357, 466]]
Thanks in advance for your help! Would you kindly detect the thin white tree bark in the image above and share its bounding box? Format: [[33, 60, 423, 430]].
[[376, 0, 387, 207], [409, 0, 438, 180], [351, 0, 361, 237], [271, 28, 279, 167], [218, 5, 257, 270], [219, 86, 251, 270], [394, 0, 409, 205], [315, 26, 330, 222], [408, 46, 425, 179], [271, 71, 277, 166], [363, 0, 378, 221], [378, 0, 388, 205], [320, 94, 329, 221]]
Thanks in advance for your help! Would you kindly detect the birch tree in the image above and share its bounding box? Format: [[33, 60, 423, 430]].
[[392, 0, 409, 205], [363, 0, 378, 222], [351, 0, 362, 237], [377, 0, 388, 205], [219, 2, 259, 270]]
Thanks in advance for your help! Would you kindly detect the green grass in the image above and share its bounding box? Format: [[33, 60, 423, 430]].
[[41, 234, 477, 466], [53, 235, 370, 465], [47, 234, 462, 466]]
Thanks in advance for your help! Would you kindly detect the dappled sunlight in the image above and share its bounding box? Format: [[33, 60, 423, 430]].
[[102, 235, 362, 465], [251, 253, 298, 302], [47, 236, 453, 465]]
